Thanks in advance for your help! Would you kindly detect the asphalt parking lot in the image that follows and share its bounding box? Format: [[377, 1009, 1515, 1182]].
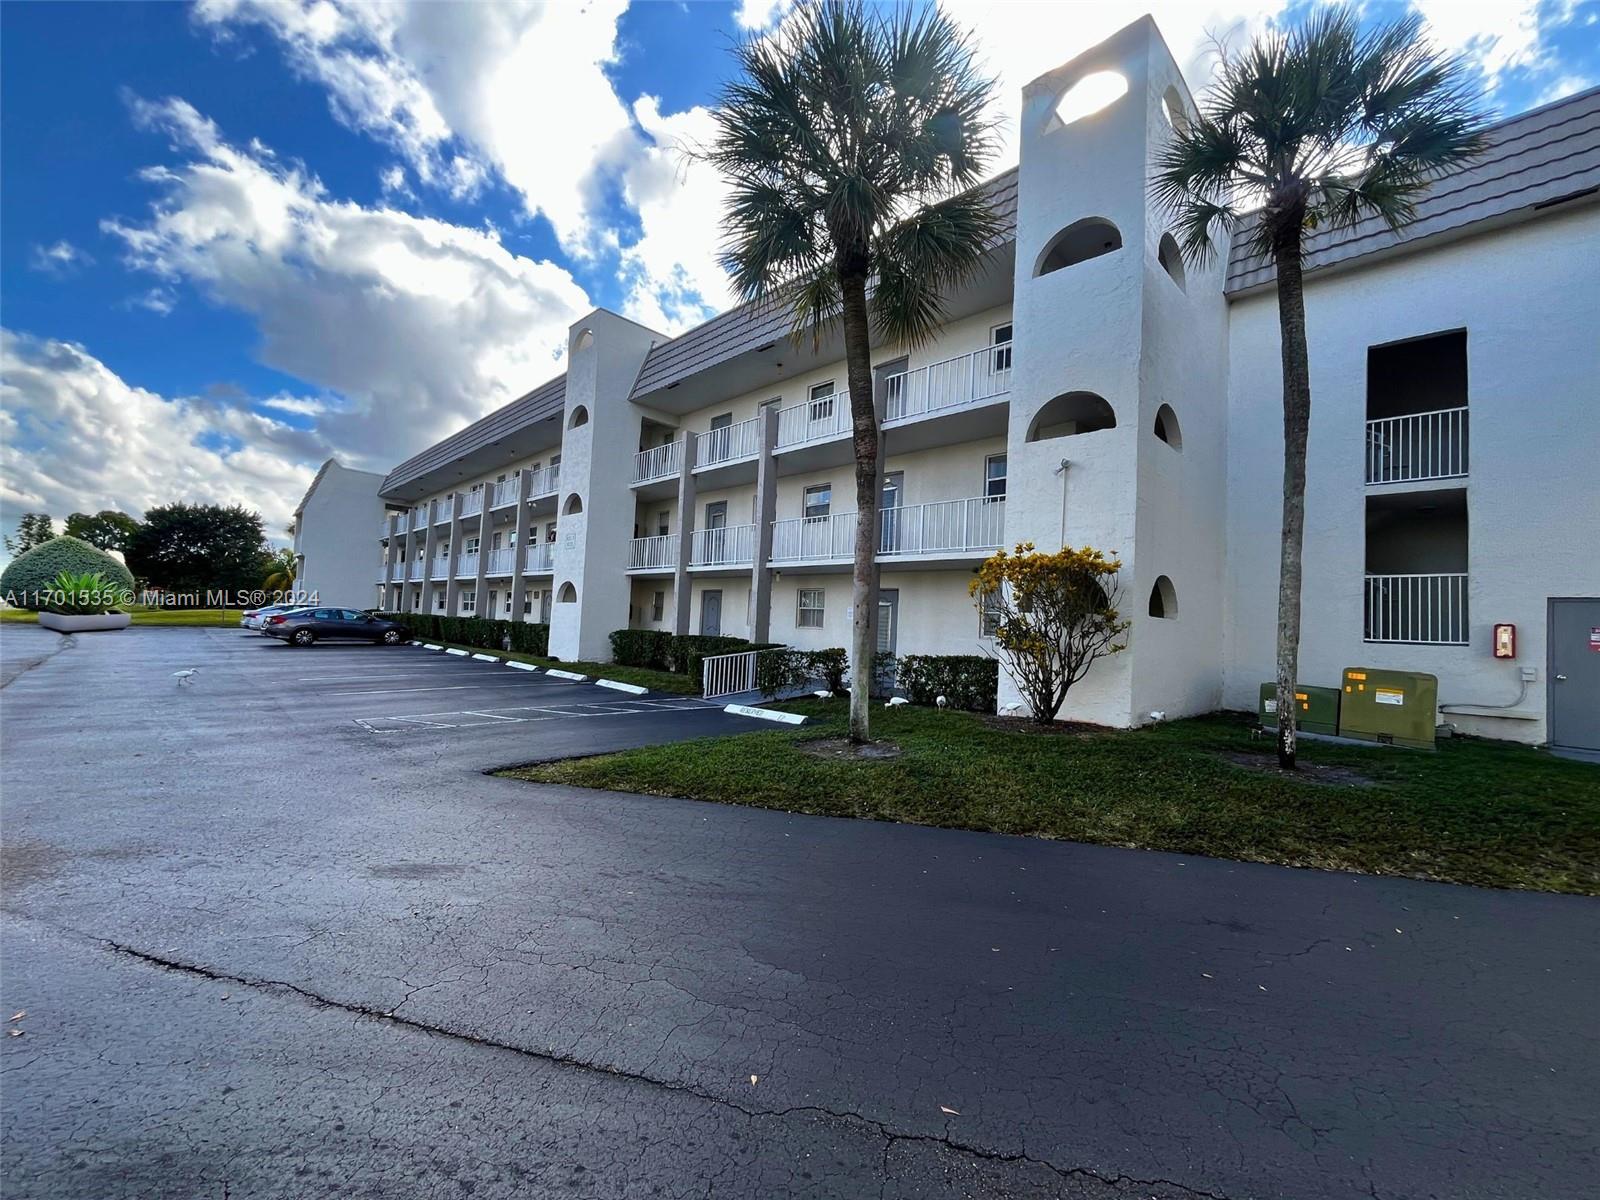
[[4, 622, 1597, 1200]]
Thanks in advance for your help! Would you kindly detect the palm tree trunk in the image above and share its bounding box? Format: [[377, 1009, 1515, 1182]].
[[839, 269, 879, 744], [1272, 233, 1311, 769]]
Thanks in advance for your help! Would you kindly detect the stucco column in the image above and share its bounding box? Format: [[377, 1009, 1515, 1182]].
[[508, 470, 536, 622], [443, 494, 466, 615], [471, 498, 492, 619], [864, 377, 889, 660], [749, 404, 780, 644], [420, 503, 438, 615], [671, 433, 698, 636]]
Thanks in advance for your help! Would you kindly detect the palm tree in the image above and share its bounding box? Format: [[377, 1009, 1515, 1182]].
[[1152, 7, 1486, 767], [262, 547, 297, 593], [708, 0, 1000, 742]]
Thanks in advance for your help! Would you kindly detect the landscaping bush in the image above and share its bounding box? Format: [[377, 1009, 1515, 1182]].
[[43, 570, 125, 615], [507, 621, 549, 656], [1, 536, 135, 610], [807, 647, 848, 693], [755, 648, 810, 697], [611, 628, 672, 670], [668, 633, 754, 681], [897, 654, 999, 713], [375, 612, 546, 654]]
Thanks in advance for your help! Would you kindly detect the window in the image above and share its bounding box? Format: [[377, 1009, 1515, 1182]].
[[979, 595, 1003, 638], [487, 589, 499, 615], [651, 590, 665, 621], [808, 381, 835, 421], [460, 590, 476, 614], [803, 483, 831, 520], [991, 323, 1013, 373], [503, 590, 513, 615], [797, 588, 825, 628], [657, 510, 670, 537], [464, 535, 480, 555], [1034, 218, 1122, 277], [491, 531, 503, 550], [985, 454, 1008, 498], [523, 590, 534, 615], [434, 591, 446, 612]]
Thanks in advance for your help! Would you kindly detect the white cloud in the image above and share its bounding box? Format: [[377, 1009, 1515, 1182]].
[[29, 240, 94, 276], [733, 0, 789, 33], [103, 95, 593, 467], [0, 328, 322, 537]]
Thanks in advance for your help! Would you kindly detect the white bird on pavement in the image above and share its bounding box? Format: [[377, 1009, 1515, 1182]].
[[172, 668, 199, 687]]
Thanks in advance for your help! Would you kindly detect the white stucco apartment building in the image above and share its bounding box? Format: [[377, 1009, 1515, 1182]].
[[290, 458, 386, 608], [353, 18, 1600, 751]]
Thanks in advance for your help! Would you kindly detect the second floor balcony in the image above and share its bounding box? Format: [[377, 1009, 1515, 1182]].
[[690, 523, 757, 569], [1365, 407, 1468, 485], [407, 561, 424, 582], [454, 551, 479, 578], [524, 542, 556, 574], [430, 556, 450, 580], [485, 547, 516, 575], [770, 495, 1006, 565], [627, 534, 677, 572]]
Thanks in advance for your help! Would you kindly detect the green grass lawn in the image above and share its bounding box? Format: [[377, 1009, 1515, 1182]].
[[504, 700, 1600, 895], [425, 640, 699, 695], [0, 605, 245, 627]]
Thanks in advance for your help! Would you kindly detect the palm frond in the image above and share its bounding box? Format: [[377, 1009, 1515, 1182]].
[[871, 189, 1001, 346]]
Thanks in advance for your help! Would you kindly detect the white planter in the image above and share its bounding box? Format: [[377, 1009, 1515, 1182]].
[[37, 611, 133, 633]]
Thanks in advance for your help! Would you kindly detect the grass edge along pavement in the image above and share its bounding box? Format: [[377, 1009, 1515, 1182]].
[[423, 639, 699, 695], [503, 701, 1600, 895], [0, 606, 245, 627]]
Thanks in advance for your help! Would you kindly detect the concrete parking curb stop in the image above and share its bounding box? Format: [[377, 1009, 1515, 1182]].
[[408, 643, 674, 698], [505, 661, 539, 672], [546, 669, 588, 682], [723, 703, 807, 725], [445, 648, 469, 656], [595, 679, 649, 695], [471, 653, 499, 662]]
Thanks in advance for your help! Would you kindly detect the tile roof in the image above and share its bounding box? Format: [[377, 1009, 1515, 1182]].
[[1225, 85, 1600, 294]]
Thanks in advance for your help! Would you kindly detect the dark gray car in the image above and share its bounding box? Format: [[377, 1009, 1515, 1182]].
[[263, 607, 408, 647]]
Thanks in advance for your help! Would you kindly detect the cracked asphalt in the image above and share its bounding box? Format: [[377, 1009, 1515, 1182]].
[[2, 624, 1597, 1199]]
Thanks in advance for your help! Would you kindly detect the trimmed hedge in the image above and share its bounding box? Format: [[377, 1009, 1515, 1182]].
[[897, 654, 999, 713], [1, 536, 135, 610], [754, 646, 849, 698], [610, 628, 672, 670], [376, 612, 548, 657]]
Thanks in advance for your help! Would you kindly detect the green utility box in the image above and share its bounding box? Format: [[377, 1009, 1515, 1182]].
[[1258, 683, 1341, 736], [1338, 668, 1438, 749]]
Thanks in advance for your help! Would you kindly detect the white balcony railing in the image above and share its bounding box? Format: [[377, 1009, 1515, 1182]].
[[491, 479, 518, 509], [1364, 573, 1469, 644], [461, 490, 484, 517], [486, 548, 516, 575], [1365, 407, 1468, 484], [430, 557, 450, 580], [634, 441, 683, 485], [628, 534, 677, 570], [884, 343, 1012, 422], [776, 390, 852, 450], [770, 496, 1005, 564], [691, 523, 757, 568], [524, 542, 556, 573], [408, 561, 424, 582], [411, 505, 429, 528], [381, 514, 404, 538], [529, 464, 560, 497], [880, 496, 1006, 556], [455, 552, 480, 578], [697, 417, 763, 468], [376, 562, 390, 581]]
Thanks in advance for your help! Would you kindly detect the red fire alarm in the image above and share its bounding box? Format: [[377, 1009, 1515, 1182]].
[[1493, 623, 1516, 658]]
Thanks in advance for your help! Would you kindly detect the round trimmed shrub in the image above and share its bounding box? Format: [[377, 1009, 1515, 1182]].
[[1, 536, 135, 610]]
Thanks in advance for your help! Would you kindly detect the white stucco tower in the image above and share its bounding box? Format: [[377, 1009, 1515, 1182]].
[[548, 310, 664, 662], [1004, 16, 1231, 726]]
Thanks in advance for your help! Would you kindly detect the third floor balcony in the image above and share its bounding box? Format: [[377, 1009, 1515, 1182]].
[[770, 495, 1006, 568], [1365, 406, 1468, 485], [633, 440, 684, 488]]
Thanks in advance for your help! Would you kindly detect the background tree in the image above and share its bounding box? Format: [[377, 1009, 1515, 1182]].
[[261, 547, 298, 592], [708, 0, 1000, 742], [64, 510, 142, 553], [970, 543, 1129, 724], [1152, 7, 1485, 767], [4, 513, 55, 556], [126, 503, 270, 599]]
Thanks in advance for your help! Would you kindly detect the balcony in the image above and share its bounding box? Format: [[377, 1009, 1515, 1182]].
[[690, 523, 757, 569], [529, 464, 560, 498], [633, 441, 683, 486], [486, 547, 516, 575], [776, 390, 852, 450], [697, 417, 763, 470], [410, 505, 429, 528], [491, 479, 519, 509], [376, 562, 390, 582], [1366, 407, 1468, 485], [408, 561, 424, 582], [430, 557, 450, 581], [524, 542, 555, 574], [455, 552, 479, 578], [381, 513, 406, 538], [884, 342, 1011, 423], [769, 496, 1005, 565], [628, 534, 677, 572], [461, 490, 485, 518], [1364, 573, 1469, 644]]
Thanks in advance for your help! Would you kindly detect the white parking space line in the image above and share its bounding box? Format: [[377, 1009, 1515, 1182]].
[[352, 696, 721, 734]]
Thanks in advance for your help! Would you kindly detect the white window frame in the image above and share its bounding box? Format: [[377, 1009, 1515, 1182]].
[[984, 453, 1008, 499], [990, 322, 1013, 373], [808, 380, 836, 421], [460, 590, 477, 614], [797, 587, 825, 628], [979, 594, 1002, 638], [803, 483, 831, 520]]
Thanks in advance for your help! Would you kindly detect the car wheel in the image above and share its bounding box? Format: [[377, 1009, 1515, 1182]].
[[291, 628, 315, 647], [381, 629, 403, 645]]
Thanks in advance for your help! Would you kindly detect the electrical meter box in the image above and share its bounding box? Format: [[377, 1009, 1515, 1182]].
[[1258, 683, 1341, 736], [1338, 668, 1438, 749]]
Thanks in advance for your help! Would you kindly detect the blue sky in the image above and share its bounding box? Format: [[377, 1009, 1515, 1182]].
[[3, 0, 1596, 551]]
